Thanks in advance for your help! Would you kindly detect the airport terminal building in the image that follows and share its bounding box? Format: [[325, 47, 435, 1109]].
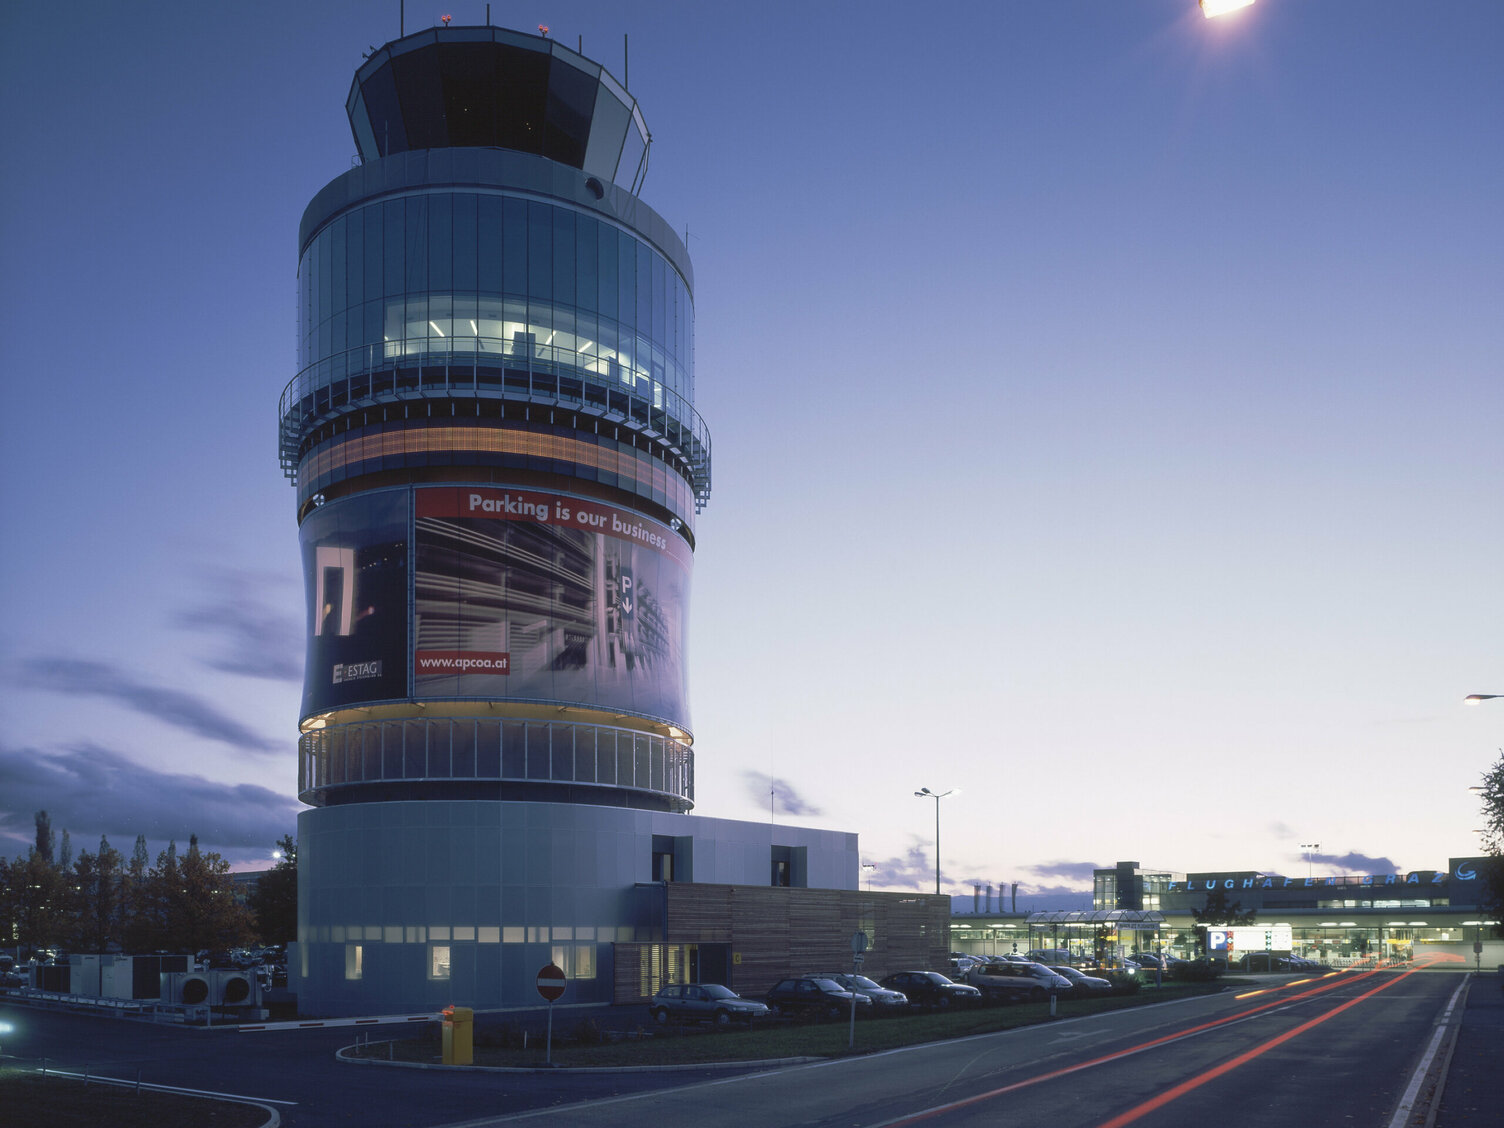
[[950, 858, 1503, 970], [279, 25, 945, 1016]]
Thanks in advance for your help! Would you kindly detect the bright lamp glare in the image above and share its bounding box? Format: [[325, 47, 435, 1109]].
[[1201, 0, 1255, 16]]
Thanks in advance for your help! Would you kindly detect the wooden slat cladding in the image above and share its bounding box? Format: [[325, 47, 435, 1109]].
[[615, 885, 951, 1003]]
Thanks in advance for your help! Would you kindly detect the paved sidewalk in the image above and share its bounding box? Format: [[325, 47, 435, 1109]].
[[1433, 971, 1504, 1127]]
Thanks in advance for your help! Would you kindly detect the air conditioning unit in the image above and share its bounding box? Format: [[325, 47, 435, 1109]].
[[161, 970, 215, 1006], [215, 968, 261, 1007], [161, 967, 262, 1007]]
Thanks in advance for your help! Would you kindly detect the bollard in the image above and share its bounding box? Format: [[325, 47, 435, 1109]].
[[441, 1005, 474, 1065]]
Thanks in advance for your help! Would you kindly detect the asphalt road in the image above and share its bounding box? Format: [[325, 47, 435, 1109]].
[[0, 967, 1467, 1128], [437, 966, 1464, 1128]]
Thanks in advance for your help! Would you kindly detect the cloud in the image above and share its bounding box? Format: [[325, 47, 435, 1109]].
[[15, 657, 280, 753], [862, 841, 935, 891], [0, 742, 301, 865], [741, 771, 823, 817], [1021, 860, 1102, 884], [1310, 849, 1399, 874], [173, 568, 303, 682]]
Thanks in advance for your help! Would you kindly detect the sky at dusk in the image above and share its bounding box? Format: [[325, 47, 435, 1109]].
[[1, 1, 1499, 907]]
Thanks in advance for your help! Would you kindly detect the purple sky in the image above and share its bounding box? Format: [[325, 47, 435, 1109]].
[[1, 1, 1499, 906]]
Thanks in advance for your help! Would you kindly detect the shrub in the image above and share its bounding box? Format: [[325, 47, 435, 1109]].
[[1170, 958, 1221, 982], [571, 1018, 607, 1045], [475, 1020, 528, 1049]]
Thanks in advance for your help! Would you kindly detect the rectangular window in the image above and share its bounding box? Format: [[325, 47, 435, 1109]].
[[552, 207, 575, 308], [501, 720, 525, 779], [502, 197, 528, 295], [574, 943, 597, 980], [452, 720, 476, 778], [528, 201, 553, 299], [406, 195, 428, 292], [345, 944, 363, 981], [453, 193, 477, 291], [429, 945, 451, 980], [477, 195, 502, 292], [383, 199, 405, 298], [476, 721, 501, 778], [575, 215, 598, 313]]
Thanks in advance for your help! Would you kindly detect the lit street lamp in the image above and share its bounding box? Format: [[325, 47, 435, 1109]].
[[914, 788, 958, 896], [1465, 695, 1502, 704], [1301, 842, 1320, 881]]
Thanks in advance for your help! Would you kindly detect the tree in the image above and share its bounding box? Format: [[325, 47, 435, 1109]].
[[66, 836, 123, 952], [1191, 887, 1256, 953], [34, 810, 55, 864], [249, 835, 298, 945], [120, 834, 154, 952], [1477, 749, 1504, 937], [162, 835, 255, 954], [3, 848, 66, 956]]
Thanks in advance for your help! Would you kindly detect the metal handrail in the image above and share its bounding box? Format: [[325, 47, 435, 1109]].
[[278, 340, 711, 509]]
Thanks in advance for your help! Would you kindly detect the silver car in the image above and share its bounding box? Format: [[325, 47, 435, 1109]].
[[1049, 965, 1113, 995], [650, 982, 770, 1026], [816, 972, 909, 1011]]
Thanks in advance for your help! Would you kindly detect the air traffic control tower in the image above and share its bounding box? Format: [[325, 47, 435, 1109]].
[[279, 25, 770, 1015]]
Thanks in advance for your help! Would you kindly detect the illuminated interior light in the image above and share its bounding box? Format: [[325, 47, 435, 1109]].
[[429, 321, 445, 336], [545, 331, 556, 346], [469, 320, 478, 334], [579, 340, 595, 353]]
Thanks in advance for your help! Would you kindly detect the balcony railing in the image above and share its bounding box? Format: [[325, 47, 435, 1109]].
[[280, 339, 711, 510]]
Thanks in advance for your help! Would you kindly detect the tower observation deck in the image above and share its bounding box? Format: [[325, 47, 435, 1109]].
[[284, 26, 708, 816]]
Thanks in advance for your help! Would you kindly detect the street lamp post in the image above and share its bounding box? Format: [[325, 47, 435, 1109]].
[[914, 788, 957, 896], [1301, 842, 1320, 881], [1464, 695, 1502, 704]]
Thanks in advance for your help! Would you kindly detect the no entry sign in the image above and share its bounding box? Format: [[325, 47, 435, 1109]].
[[536, 963, 566, 1002]]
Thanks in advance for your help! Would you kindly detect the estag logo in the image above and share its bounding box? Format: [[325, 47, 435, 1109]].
[[333, 660, 383, 684]]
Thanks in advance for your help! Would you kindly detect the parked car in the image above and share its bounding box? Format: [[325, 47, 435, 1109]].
[[1130, 953, 1165, 971], [765, 977, 871, 1019], [814, 973, 909, 1012], [963, 960, 1073, 1002], [1049, 965, 1113, 995], [1230, 952, 1282, 972], [650, 983, 770, 1026], [1278, 955, 1325, 972], [879, 970, 982, 1009]]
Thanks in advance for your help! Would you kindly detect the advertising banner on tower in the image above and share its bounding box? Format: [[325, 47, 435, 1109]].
[[413, 487, 691, 726], [298, 490, 410, 716]]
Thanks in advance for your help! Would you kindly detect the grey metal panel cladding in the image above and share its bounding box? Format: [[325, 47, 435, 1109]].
[[298, 149, 692, 293]]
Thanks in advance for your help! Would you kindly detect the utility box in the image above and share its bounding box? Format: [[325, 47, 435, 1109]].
[[69, 954, 103, 996], [441, 1005, 473, 1065]]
